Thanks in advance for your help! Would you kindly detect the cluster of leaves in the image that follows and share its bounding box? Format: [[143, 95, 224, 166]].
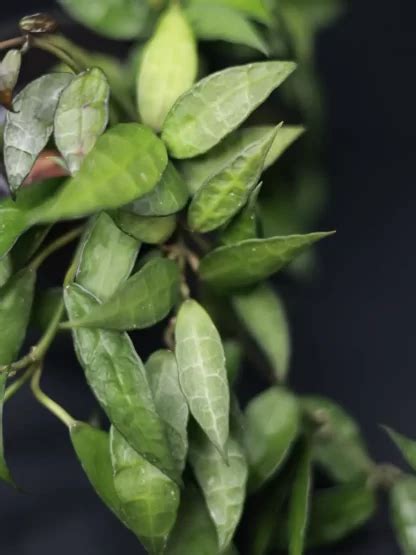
[[0, 1, 413, 555]]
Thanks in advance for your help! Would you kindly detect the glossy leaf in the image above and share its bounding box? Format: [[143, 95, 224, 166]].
[[244, 387, 299, 491], [58, 0, 152, 39], [4, 73, 73, 193], [221, 183, 261, 245], [76, 212, 139, 302], [138, 3, 197, 131], [64, 284, 178, 483], [288, 445, 312, 555], [233, 283, 291, 382], [54, 68, 110, 174], [110, 427, 180, 554], [68, 257, 179, 331], [175, 299, 230, 456], [200, 232, 332, 290], [0, 256, 11, 288], [384, 427, 416, 472], [113, 211, 176, 244], [0, 50, 21, 110], [307, 483, 376, 548], [126, 163, 189, 217], [189, 0, 269, 23], [162, 61, 296, 159], [185, 3, 269, 55], [391, 475, 416, 555], [302, 396, 373, 483], [36, 124, 168, 222], [146, 350, 189, 473], [190, 428, 248, 550], [188, 128, 276, 232]]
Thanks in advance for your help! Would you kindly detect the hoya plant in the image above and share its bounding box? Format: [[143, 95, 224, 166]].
[[0, 2, 414, 555]]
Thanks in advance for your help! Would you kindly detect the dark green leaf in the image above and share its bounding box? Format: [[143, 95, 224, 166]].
[[221, 183, 261, 245], [126, 163, 189, 217], [288, 445, 312, 555], [110, 426, 180, 554], [190, 427, 248, 550], [175, 299, 230, 457], [76, 212, 139, 302], [4, 74, 73, 193], [200, 232, 332, 290], [31, 287, 62, 332], [244, 387, 299, 491], [54, 68, 110, 174], [302, 396, 373, 483], [188, 128, 276, 232], [162, 62, 296, 159], [146, 350, 189, 473], [185, 3, 269, 55], [113, 211, 176, 244], [223, 339, 243, 385], [138, 3, 197, 132], [64, 284, 178, 483], [10, 225, 51, 270], [391, 475, 416, 555], [384, 427, 416, 472], [0, 256, 11, 288], [233, 283, 291, 382]]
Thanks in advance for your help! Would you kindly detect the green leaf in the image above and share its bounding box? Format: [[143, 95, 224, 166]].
[[221, 183, 261, 245], [64, 284, 179, 483], [58, 0, 152, 39], [185, 3, 269, 55], [126, 162, 189, 217], [175, 299, 230, 456], [307, 483, 376, 548], [232, 283, 291, 382], [189, 0, 270, 23], [0, 49, 21, 104], [391, 475, 416, 555], [244, 387, 299, 491], [166, 484, 220, 555], [384, 427, 416, 472], [76, 212, 139, 302], [301, 396, 373, 483], [10, 225, 51, 270], [113, 211, 176, 244], [35, 123, 168, 223], [31, 287, 62, 332], [4, 73, 73, 193], [54, 68, 110, 174], [162, 62, 296, 159], [110, 426, 180, 554], [146, 350, 189, 473], [223, 339, 243, 385], [262, 125, 305, 169], [0, 256, 12, 288], [188, 128, 276, 232], [138, 3, 197, 131], [288, 445, 312, 555], [189, 427, 248, 550], [200, 232, 332, 290]]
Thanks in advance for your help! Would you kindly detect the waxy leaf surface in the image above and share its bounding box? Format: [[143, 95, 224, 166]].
[[288, 445, 312, 555], [391, 475, 416, 555], [54, 68, 110, 174], [175, 299, 230, 456], [162, 62, 296, 159]]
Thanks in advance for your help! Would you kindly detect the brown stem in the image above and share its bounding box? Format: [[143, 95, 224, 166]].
[[0, 36, 26, 51]]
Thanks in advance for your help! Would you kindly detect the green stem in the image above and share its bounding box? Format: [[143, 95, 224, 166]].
[[31, 365, 75, 428], [31, 36, 82, 73], [4, 366, 35, 402], [29, 226, 84, 271]]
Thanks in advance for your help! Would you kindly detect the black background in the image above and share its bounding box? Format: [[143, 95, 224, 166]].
[[0, 0, 415, 553]]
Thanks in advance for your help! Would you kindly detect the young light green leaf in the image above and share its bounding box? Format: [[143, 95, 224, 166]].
[[54, 68, 110, 174], [288, 445, 312, 555], [138, 3, 197, 131], [126, 163, 189, 217], [233, 283, 291, 383], [146, 350, 189, 473], [190, 428, 248, 550], [166, 484, 220, 555], [162, 62, 296, 159], [307, 483, 376, 548], [200, 232, 332, 290], [221, 183, 261, 245], [175, 299, 230, 457], [0, 256, 11, 288], [4, 73, 73, 193], [185, 3, 269, 55], [245, 387, 299, 491], [110, 426, 180, 555], [58, 0, 152, 39], [224, 339, 243, 385], [113, 211, 176, 244], [189, 0, 270, 23], [302, 396, 373, 483], [64, 284, 178, 483], [76, 212, 139, 302], [384, 427, 416, 472], [391, 475, 416, 555], [67, 257, 179, 331], [35, 123, 168, 223], [188, 128, 276, 232]]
